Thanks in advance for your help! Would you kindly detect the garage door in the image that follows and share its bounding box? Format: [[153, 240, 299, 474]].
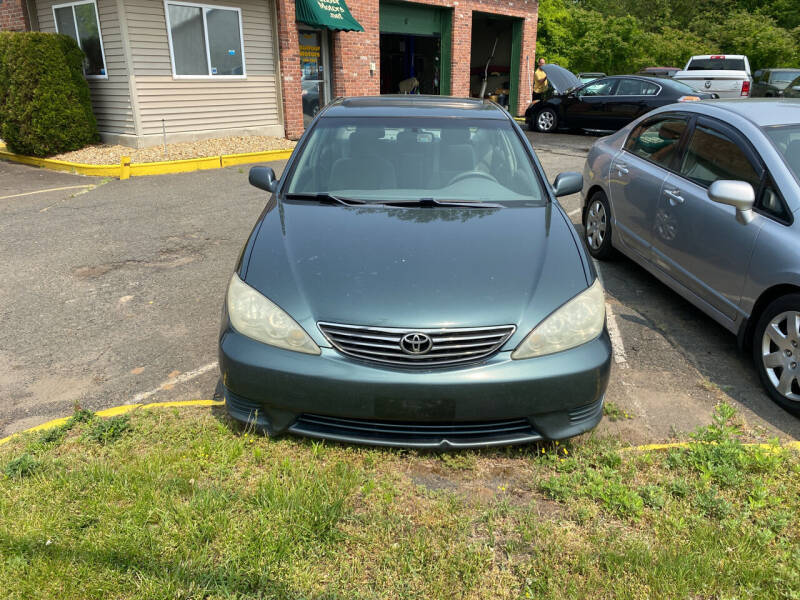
[[379, 1, 452, 95]]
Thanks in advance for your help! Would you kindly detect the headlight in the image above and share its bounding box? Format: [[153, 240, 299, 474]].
[[511, 279, 605, 359], [226, 273, 320, 355]]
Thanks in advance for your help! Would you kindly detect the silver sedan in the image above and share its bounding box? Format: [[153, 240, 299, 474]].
[[581, 99, 800, 416]]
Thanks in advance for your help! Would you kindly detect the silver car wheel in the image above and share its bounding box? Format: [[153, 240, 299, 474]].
[[761, 310, 800, 401], [537, 111, 555, 131], [585, 200, 607, 250]]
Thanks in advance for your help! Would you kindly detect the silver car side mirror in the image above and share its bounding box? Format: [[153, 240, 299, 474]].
[[552, 172, 583, 198], [708, 180, 755, 225]]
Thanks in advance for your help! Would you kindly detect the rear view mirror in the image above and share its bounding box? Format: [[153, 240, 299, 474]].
[[552, 172, 583, 197], [708, 180, 755, 224], [249, 166, 278, 193]]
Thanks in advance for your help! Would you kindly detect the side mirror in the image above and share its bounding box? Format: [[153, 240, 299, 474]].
[[249, 166, 278, 193], [552, 171, 583, 197], [708, 180, 755, 224]]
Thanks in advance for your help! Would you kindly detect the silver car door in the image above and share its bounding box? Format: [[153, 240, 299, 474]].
[[607, 114, 690, 260], [650, 119, 765, 324]]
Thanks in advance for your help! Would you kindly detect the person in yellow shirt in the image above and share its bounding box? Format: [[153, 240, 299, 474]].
[[533, 57, 548, 102]]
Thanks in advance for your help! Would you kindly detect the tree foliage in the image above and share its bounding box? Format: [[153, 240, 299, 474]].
[[537, 0, 800, 74]]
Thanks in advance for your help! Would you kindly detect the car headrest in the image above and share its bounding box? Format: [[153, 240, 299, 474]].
[[441, 128, 471, 145], [349, 129, 384, 158], [786, 140, 800, 177], [658, 121, 684, 141]]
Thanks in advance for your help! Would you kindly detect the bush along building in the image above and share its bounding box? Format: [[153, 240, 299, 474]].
[[1, 0, 539, 146]]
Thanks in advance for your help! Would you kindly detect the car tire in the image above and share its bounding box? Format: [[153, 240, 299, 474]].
[[752, 294, 800, 416], [535, 108, 558, 133], [583, 190, 616, 260]]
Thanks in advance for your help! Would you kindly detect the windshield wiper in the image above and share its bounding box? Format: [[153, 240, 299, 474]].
[[376, 198, 502, 209], [284, 193, 366, 206]]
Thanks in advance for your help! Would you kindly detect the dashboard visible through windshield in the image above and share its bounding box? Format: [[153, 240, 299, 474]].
[[285, 117, 545, 204]]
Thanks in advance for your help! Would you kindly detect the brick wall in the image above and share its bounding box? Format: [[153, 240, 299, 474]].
[[276, 0, 538, 138], [0, 0, 32, 31]]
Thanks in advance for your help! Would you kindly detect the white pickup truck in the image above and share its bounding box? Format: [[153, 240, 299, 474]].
[[672, 55, 752, 98]]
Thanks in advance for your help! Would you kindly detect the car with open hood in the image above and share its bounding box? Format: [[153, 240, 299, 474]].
[[526, 70, 714, 134], [218, 95, 611, 448]]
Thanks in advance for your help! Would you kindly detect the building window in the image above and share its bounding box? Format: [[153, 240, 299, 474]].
[[164, 1, 245, 78], [53, 1, 107, 78]]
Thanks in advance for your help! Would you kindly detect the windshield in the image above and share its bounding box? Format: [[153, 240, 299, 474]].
[[687, 58, 746, 71], [764, 125, 800, 182], [285, 117, 544, 203]]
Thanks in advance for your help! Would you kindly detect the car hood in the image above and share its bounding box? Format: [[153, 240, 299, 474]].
[[242, 201, 591, 349], [542, 64, 582, 94]]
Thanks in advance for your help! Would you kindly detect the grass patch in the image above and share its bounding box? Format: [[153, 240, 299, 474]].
[[602, 401, 633, 422], [1, 404, 798, 599]]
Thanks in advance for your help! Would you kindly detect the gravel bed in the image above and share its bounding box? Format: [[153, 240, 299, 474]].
[[48, 135, 296, 165]]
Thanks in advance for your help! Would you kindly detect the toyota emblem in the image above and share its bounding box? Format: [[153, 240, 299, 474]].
[[400, 332, 433, 355], [704, 80, 712, 89]]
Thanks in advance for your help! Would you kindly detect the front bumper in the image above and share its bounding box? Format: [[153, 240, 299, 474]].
[[219, 327, 611, 448]]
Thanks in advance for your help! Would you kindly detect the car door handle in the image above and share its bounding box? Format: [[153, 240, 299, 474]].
[[665, 189, 684, 206], [616, 163, 629, 175]]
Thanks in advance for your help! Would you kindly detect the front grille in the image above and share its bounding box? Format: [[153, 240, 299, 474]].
[[290, 414, 540, 448], [317, 322, 516, 367]]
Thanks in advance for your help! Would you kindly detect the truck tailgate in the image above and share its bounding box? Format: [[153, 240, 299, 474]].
[[673, 70, 747, 94]]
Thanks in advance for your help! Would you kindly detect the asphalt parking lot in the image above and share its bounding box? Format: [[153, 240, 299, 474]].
[[2, 132, 799, 443]]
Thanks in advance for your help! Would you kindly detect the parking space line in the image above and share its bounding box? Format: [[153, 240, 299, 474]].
[[0, 184, 94, 201], [605, 303, 629, 368], [129, 361, 218, 404], [567, 207, 581, 218]]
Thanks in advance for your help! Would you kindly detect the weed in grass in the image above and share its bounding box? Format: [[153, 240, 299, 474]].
[[4, 453, 40, 478], [637, 484, 666, 510], [602, 401, 633, 422], [84, 415, 131, 445], [695, 486, 732, 519], [668, 477, 690, 498], [69, 408, 95, 425], [438, 452, 477, 471]]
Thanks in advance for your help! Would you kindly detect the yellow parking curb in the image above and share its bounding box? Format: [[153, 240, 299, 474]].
[[0, 147, 293, 179], [2, 400, 798, 452], [621, 440, 800, 452], [0, 399, 224, 446]]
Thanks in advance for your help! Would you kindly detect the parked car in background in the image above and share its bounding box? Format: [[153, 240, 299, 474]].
[[783, 76, 800, 98], [637, 66, 680, 79], [752, 68, 800, 97], [582, 99, 800, 416], [673, 55, 752, 98], [578, 72, 606, 84], [220, 95, 611, 448], [526, 74, 712, 133]]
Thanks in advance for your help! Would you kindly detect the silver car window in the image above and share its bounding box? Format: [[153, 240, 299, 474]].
[[624, 117, 688, 169], [764, 124, 800, 184], [679, 125, 760, 190]]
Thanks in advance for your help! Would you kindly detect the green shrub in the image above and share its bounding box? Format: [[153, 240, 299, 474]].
[[0, 31, 98, 157]]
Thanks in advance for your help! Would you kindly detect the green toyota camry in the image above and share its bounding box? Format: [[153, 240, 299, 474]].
[[218, 95, 611, 448]]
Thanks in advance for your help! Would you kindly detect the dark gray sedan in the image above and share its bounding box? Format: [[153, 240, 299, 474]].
[[582, 99, 800, 416], [218, 96, 611, 448]]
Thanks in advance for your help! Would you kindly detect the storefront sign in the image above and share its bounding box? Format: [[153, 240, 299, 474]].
[[295, 0, 364, 32]]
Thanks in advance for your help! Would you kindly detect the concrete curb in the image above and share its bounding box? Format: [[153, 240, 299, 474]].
[[0, 145, 293, 179], [0, 399, 224, 446]]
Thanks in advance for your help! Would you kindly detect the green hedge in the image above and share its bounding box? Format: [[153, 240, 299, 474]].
[[0, 32, 98, 157]]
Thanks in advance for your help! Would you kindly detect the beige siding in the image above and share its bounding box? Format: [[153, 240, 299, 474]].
[[36, 0, 135, 135], [125, 0, 280, 136]]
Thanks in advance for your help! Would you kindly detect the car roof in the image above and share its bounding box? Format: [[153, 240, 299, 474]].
[[322, 95, 509, 119], [691, 99, 800, 127]]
